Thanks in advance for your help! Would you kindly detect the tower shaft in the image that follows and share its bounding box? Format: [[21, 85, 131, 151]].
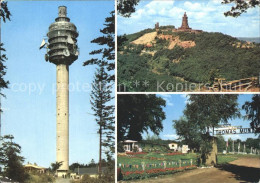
[[56, 64, 69, 171]]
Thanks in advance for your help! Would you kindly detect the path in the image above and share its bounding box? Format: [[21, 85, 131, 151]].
[[122, 157, 260, 183]]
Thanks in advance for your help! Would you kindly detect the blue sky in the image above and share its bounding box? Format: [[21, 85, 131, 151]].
[[118, 0, 260, 37], [149, 94, 259, 141], [1, 1, 114, 168]]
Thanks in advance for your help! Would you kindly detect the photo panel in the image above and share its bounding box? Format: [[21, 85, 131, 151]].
[[0, 0, 115, 182], [116, 93, 260, 182], [117, 0, 260, 92]]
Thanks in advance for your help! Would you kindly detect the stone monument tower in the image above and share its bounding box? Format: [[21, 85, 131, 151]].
[[179, 12, 191, 30]]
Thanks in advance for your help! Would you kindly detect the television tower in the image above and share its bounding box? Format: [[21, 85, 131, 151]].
[[43, 6, 79, 177]]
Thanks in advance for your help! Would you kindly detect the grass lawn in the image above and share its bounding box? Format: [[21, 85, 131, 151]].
[[217, 153, 260, 165]]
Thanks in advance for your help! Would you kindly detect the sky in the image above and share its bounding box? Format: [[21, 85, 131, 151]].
[[118, 0, 260, 37], [150, 94, 259, 142], [1, 1, 114, 168]]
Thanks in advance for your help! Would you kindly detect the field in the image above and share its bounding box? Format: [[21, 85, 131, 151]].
[[117, 152, 198, 181], [217, 153, 260, 164]]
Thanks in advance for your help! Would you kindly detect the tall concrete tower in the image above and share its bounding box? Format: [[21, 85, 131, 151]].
[[45, 6, 79, 177]]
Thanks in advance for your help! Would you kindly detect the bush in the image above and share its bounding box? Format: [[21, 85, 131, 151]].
[[25, 173, 54, 183]]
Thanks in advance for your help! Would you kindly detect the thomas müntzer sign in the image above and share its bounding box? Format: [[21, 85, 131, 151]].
[[215, 128, 256, 135]]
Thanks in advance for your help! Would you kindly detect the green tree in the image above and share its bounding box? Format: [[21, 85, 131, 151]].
[[173, 95, 240, 164], [0, 1, 11, 23], [83, 9, 115, 179], [242, 94, 260, 133], [50, 161, 63, 174], [69, 162, 86, 171], [245, 138, 260, 149], [222, 0, 260, 17], [90, 66, 114, 175], [0, 1, 11, 115], [83, 11, 115, 82], [216, 135, 226, 153], [0, 135, 28, 182], [117, 94, 166, 141], [117, 0, 140, 17], [184, 94, 240, 131], [88, 159, 96, 167], [0, 1, 11, 97]]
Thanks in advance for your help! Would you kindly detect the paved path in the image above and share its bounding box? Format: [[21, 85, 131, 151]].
[[122, 157, 260, 183]]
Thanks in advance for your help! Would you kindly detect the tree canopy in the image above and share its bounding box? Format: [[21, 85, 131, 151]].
[[0, 1, 11, 22], [117, 94, 166, 141], [173, 95, 240, 160], [0, 135, 28, 182], [117, 0, 140, 17], [90, 65, 114, 174], [0, 1, 11, 98], [184, 94, 240, 130], [83, 11, 115, 82], [242, 94, 260, 133], [222, 0, 260, 17]]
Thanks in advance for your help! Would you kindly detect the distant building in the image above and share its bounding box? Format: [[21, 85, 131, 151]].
[[24, 163, 47, 174], [168, 142, 178, 151], [122, 140, 139, 152]]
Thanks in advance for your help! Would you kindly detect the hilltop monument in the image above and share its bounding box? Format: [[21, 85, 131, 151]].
[[174, 12, 202, 33], [178, 12, 191, 31], [155, 22, 159, 29]]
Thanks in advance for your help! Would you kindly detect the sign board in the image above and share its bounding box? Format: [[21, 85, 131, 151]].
[[215, 127, 256, 135]]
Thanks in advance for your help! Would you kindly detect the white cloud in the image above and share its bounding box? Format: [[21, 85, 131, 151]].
[[184, 1, 202, 11], [164, 134, 179, 140], [158, 94, 174, 106]]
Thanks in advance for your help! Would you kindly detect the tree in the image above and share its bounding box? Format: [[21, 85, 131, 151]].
[[0, 1, 11, 117], [184, 94, 240, 131], [173, 94, 240, 164], [90, 66, 114, 175], [88, 159, 96, 167], [0, 135, 28, 182], [0, 1, 11, 97], [69, 162, 86, 171], [242, 94, 260, 133], [50, 161, 63, 174], [117, 0, 140, 17], [0, 1, 11, 23], [117, 94, 166, 141], [84, 9, 115, 179], [83, 11, 115, 82], [216, 135, 226, 153], [222, 0, 260, 17]]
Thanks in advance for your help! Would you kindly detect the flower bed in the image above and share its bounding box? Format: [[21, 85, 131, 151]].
[[126, 152, 148, 155], [121, 165, 196, 180]]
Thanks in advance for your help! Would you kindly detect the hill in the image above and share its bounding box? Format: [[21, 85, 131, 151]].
[[118, 27, 260, 92]]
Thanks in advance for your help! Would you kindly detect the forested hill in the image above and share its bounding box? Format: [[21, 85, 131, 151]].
[[118, 27, 260, 91]]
